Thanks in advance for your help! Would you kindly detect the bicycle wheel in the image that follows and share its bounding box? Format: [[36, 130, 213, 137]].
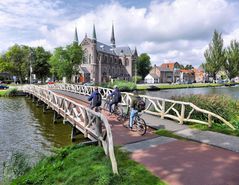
[[115, 106, 123, 121], [103, 101, 109, 110], [135, 117, 147, 136]]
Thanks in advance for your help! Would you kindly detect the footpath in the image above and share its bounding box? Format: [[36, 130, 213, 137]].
[[53, 90, 239, 185]]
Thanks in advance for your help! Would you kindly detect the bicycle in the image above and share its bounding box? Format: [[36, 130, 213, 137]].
[[121, 106, 147, 136], [103, 95, 123, 120]]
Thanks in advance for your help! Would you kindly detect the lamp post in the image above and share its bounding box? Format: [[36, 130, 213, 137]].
[[29, 48, 33, 84]]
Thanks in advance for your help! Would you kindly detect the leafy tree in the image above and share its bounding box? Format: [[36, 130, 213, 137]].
[[184, 64, 194, 70], [204, 30, 226, 81], [0, 54, 14, 72], [225, 40, 239, 80], [49, 43, 83, 81], [32, 47, 51, 82], [5, 44, 29, 83], [137, 53, 152, 79]]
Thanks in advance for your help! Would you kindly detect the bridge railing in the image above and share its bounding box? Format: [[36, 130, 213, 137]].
[[47, 83, 235, 130], [22, 85, 118, 174]]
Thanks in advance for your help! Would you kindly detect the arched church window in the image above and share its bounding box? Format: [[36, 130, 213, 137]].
[[83, 49, 88, 64], [89, 54, 91, 64], [125, 58, 129, 66], [119, 59, 122, 65]]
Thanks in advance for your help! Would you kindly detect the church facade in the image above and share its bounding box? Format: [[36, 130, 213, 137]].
[[72, 24, 137, 84]]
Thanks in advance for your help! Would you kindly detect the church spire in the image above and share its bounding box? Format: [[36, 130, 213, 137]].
[[73, 27, 78, 44], [110, 23, 116, 48], [133, 47, 138, 57], [92, 24, 97, 42]]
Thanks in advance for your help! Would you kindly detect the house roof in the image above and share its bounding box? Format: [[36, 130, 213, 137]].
[[145, 73, 160, 79], [160, 62, 176, 71], [180, 69, 194, 73]]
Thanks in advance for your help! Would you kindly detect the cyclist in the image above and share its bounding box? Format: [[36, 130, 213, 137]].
[[128, 90, 140, 130], [108, 85, 122, 115], [88, 87, 102, 111]]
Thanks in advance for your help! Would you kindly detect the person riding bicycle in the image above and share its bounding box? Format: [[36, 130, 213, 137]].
[[128, 90, 140, 130], [108, 85, 122, 115], [88, 87, 102, 111]]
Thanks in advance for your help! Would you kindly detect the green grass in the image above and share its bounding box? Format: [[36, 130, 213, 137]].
[[11, 145, 166, 185], [188, 122, 239, 137], [0, 90, 8, 96], [136, 83, 223, 90], [0, 88, 18, 97], [155, 130, 186, 140]]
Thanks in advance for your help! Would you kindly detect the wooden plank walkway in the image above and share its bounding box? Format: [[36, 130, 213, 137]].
[[53, 89, 239, 185]]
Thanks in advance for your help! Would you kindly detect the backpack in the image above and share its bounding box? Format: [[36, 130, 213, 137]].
[[93, 93, 102, 106], [136, 97, 146, 112], [113, 91, 122, 103]]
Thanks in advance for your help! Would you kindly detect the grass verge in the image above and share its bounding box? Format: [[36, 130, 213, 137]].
[[155, 130, 186, 140], [11, 145, 166, 185]]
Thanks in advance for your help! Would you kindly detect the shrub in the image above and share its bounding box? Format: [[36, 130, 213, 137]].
[[172, 95, 239, 125], [107, 80, 136, 91], [4, 88, 18, 97]]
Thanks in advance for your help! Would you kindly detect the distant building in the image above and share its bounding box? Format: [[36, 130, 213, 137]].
[[144, 73, 160, 84], [194, 67, 205, 83], [179, 69, 195, 83], [72, 25, 137, 83], [146, 62, 181, 83]]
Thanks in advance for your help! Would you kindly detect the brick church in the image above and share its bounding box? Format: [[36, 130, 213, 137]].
[[72, 24, 137, 83]]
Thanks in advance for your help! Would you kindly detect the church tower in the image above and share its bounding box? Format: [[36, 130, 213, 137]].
[[110, 24, 116, 48], [92, 24, 98, 82]]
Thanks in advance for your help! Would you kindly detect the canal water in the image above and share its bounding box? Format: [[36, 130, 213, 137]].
[[0, 97, 84, 180], [145, 85, 239, 100]]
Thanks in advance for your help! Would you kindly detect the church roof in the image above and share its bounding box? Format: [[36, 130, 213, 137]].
[[96, 41, 116, 55], [114, 47, 132, 56]]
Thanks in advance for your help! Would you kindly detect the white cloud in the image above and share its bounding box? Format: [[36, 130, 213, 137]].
[[1, 0, 239, 67]]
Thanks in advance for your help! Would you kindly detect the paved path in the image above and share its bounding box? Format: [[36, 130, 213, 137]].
[[142, 114, 239, 153], [53, 90, 239, 185]]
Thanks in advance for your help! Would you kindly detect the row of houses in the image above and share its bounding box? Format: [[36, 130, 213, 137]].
[[144, 62, 205, 84]]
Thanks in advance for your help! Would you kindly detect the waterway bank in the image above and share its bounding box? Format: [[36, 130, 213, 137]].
[[0, 97, 85, 181], [9, 145, 166, 185]]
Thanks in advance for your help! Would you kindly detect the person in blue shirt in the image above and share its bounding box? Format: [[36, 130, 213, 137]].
[[128, 90, 139, 130], [108, 85, 121, 114], [88, 87, 102, 110]]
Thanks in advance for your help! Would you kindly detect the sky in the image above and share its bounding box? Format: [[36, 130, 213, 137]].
[[1, 0, 239, 67]]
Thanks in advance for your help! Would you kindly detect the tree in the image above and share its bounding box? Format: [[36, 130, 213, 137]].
[[225, 40, 239, 80], [32, 47, 51, 82], [5, 44, 29, 83], [137, 53, 152, 79], [184, 64, 194, 70], [49, 43, 83, 81], [0, 54, 14, 72], [204, 30, 226, 81]]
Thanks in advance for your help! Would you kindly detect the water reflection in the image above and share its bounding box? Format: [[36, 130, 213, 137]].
[[144, 86, 239, 100], [0, 97, 86, 180]]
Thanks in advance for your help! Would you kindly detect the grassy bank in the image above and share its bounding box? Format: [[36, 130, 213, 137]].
[[0, 88, 18, 97], [10, 145, 166, 185], [172, 95, 239, 136], [136, 83, 223, 91], [0, 90, 8, 96]]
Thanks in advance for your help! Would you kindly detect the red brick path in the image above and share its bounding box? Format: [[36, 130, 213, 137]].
[[56, 91, 239, 185]]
